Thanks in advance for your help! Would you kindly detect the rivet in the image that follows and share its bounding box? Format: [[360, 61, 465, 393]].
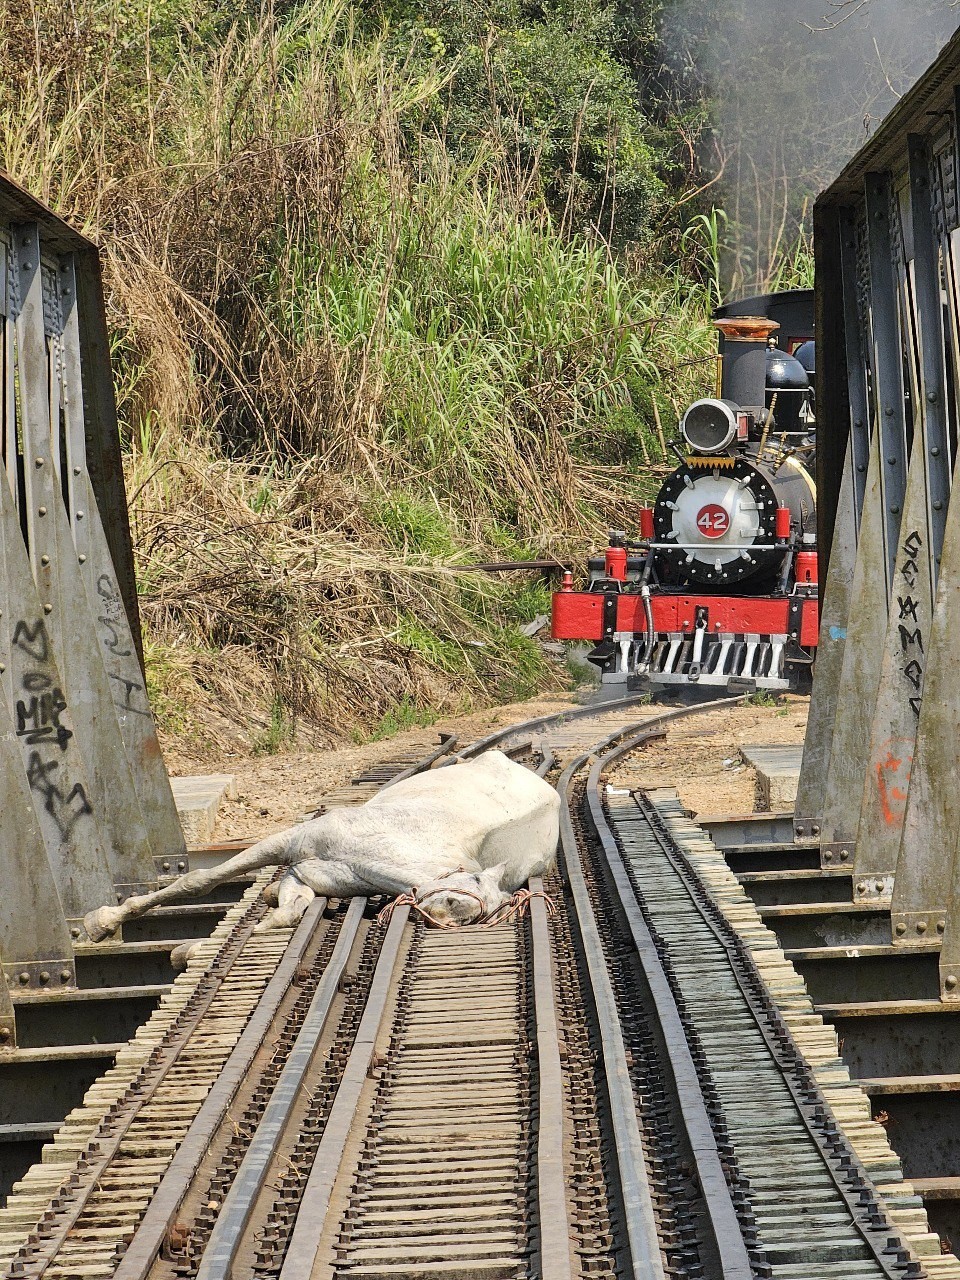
[[938, 919, 946, 933], [161, 861, 170, 872], [885, 407, 895, 417], [43, 603, 52, 614], [891, 506, 900, 515], [824, 850, 833, 863], [886, 454, 896, 462], [895, 922, 907, 936], [857, 464, 866, 473], [40, 555, 49, 566], [917, 920, 928, 934], [70, 927, 81, 939], [934, 501, 943, 511], [38, 506, 46, 516], [59, 969, 71, 983], [38, 971, 49, 985], [76, 511, 84, 520], [73, 466, 81, 476], [0, 665, 5, 675], [874, 880, 885, 893], [34, 457, 44, 467], [0, 1027, 10, 1042], [856, 881, 867, 894], [78, 554, 86, 564], [18, 972, 29, 985], [928, 391, 938, 403], [840, 849, 850, 861], [812, 824, 820, 836], [947, 975, 958, 990], [932, 446, 941, 457]]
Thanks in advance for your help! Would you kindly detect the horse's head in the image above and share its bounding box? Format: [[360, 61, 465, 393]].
[[411, 864, 509, 927]]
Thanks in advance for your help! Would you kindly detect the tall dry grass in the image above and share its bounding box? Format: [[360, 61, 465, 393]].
[[2, 0, 717, 753]]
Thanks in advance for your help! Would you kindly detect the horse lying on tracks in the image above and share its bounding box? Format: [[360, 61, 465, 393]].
[[83, 751, 560, 940]]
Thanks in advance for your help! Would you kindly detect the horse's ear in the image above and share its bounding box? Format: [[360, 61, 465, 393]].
[[484, 861, 508, 882]]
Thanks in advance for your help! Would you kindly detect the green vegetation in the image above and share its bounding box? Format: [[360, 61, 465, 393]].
[[1, 0, 772, 752], [745, 690, 782, 709], [361, 697, 440, 744]]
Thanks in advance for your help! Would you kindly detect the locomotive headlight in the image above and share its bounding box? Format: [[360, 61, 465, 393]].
[[680, 399, 739, 455]]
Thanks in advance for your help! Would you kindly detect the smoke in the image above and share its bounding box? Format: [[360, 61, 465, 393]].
[[661, 0, 960, 289]]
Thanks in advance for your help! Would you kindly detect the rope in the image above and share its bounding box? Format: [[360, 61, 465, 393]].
[[376, 880, 557, 930], [480, 886, 557, 927]]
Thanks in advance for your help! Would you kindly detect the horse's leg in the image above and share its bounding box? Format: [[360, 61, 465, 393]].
[[83, 832, 296, 942], [254, 871, 316, 932]]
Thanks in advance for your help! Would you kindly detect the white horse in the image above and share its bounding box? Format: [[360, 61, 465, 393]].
[[84, 751, 560, 939]]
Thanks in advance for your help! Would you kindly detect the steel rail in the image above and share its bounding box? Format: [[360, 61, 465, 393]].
[[524, 874, 572, 1280], [459, 690, 662, 757], [557, 737, 671, 1280], [572, 715, 918, 1280], [5, 884, 277, 1280], [7, 737, 453, 1280], [274, 867, 576, 1280], [517, 695, 751, 1280], [111, 895, 331, 1280], [278, 905, 410, 1280], [34, 694, 744, 1280], [194, 897, 367, 1280], [580, 735, 754, 1279], [380, 732, 458, 788], [631, 792, 919, 1279]]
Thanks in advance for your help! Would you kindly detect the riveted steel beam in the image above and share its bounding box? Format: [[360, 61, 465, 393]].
[[793, 437, 859, 843], [12, 223, 157, 897], [58, 256, 186, 872], [853, 136, 953, 905], [794, 211, 871, 841], [819, 173, 910, 870], [0, 458, 116, 929], [891, 106, 960, 956]]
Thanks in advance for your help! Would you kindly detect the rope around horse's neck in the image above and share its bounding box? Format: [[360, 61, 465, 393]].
[[376, 883, 556, 929]]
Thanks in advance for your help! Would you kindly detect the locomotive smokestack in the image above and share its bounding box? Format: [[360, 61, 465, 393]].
[[713, 317, 780, 411]]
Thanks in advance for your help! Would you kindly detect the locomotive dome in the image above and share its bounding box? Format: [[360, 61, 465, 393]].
[[765, 348, 809, 394], [794, 339, 816, 377], [765, 347, 811, 432]]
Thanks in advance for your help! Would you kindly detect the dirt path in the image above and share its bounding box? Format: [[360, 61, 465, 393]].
[[180, 694, 580, 842], [180, 691, 810, 843], [610, 694, 809, 816]]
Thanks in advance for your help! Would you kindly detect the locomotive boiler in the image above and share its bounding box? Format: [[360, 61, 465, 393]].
[[552, 290, 820, 692]]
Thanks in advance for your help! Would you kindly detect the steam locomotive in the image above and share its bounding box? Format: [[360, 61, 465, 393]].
[[552, 290, 819, 692]]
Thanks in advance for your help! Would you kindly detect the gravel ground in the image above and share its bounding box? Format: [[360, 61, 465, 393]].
[[608, 694, 809, 816], [175, 690, 810, 843], [179, 693, 581, 842]]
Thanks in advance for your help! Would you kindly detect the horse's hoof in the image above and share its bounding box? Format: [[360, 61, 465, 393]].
[[83, 906, 124, 943], [253, 911, 279, 934]]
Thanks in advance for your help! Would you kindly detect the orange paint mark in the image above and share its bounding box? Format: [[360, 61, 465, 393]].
[[874, 739, 914, 827]]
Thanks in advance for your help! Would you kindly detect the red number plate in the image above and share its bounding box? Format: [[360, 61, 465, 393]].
[[696, 504, 730, 539]]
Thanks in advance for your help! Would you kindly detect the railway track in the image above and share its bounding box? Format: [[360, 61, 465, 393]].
[[0, 697, 937, 1280]]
